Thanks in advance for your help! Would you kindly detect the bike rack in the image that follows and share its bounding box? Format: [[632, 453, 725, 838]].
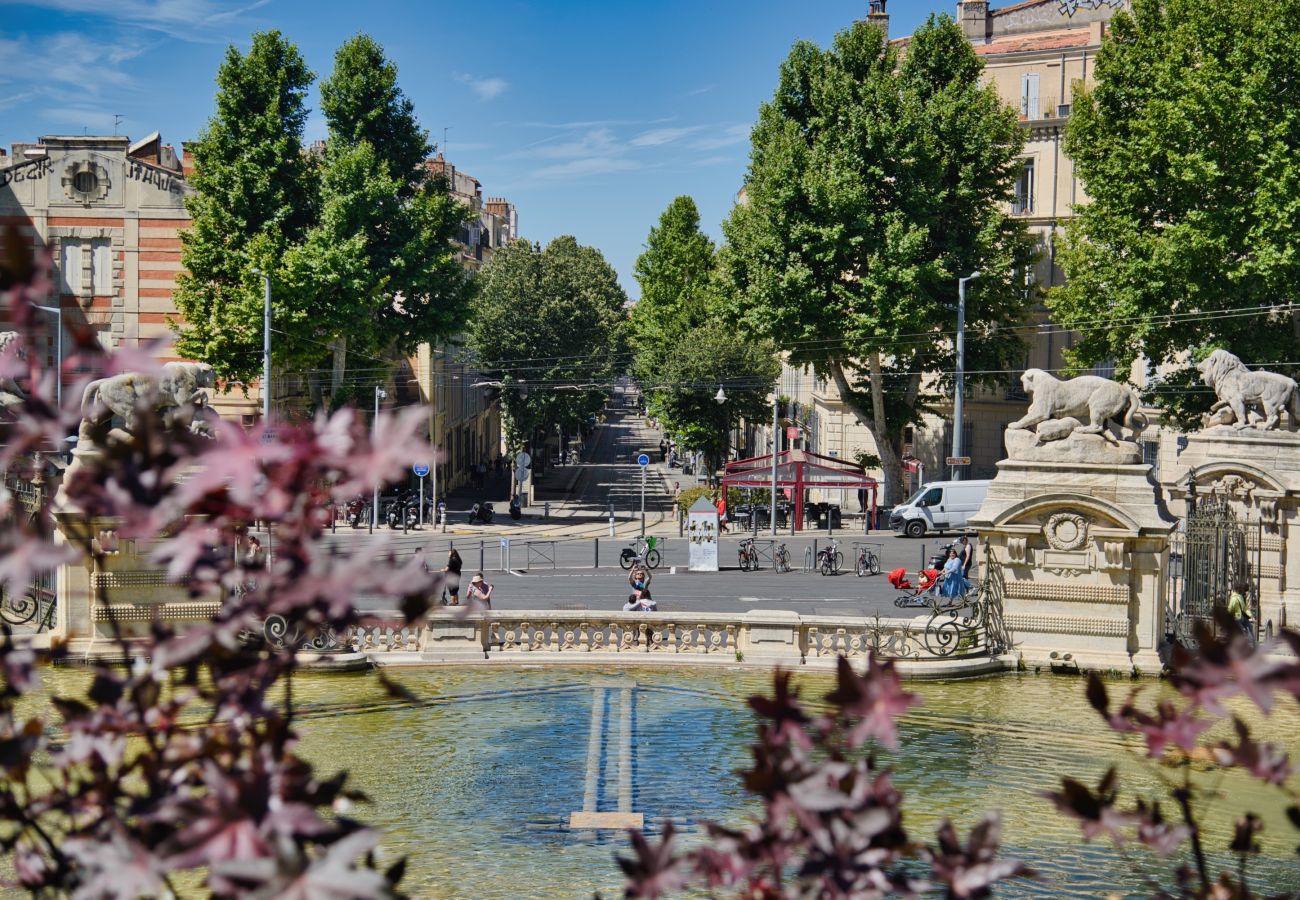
[[802, 545, 815, 573], [740, 539, 775, 569], [852, 541, 884, 574], [525, 541, 557, 571]]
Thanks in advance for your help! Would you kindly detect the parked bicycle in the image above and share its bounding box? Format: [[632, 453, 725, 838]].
[[619, 536, 661, 569], [738, 538, 760, 571], [773, 542, 791, 573], [854, 544, 881, 577], [817, 539, 843, 576]]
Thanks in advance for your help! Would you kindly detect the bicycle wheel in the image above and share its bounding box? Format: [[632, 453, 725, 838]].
[[868, 553, 880, 576], [645, 549, 661, 569], [833, 551, 843, 573], [0, 592, 37, 626], [619, 552, 634, 570], [739, 549, 750, 571], [855, 554, 867, 577]]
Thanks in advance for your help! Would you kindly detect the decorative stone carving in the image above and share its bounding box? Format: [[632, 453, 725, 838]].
[[1197, 349, 1300, 431], [1004, 368, 1146, 463], [79, 362, 217, 438], [61, 159, 111, 206], [1006, 535, 1029, 565], [1100, 540, 1128, 571], [1043, 511, 1089, 550]]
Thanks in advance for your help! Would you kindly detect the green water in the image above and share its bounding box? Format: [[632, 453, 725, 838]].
[[16, 666, 1300, 898]]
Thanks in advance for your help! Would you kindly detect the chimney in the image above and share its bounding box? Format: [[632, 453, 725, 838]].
[[485, 197, 510, 218], [867, 0, 888, 39], [958, 0, 989, 42]]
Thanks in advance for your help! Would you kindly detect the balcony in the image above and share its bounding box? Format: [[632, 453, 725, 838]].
[[1019, 95, 1071, 122]]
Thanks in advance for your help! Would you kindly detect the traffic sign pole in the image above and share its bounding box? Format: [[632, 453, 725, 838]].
[[637, 453, 650, 536]]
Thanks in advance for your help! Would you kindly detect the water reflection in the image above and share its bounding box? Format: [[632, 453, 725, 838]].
[[26, 666, 1300, 898]]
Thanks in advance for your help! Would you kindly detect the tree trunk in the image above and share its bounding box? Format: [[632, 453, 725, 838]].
[[828, 359, 907, 505]]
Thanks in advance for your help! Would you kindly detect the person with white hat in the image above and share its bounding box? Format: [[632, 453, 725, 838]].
[[466, 572, 493, 609]]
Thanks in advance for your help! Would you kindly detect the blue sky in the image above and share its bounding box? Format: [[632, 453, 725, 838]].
[[0, 0, 947, 296]]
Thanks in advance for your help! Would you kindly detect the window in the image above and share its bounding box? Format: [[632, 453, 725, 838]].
[[920, 487, 943, 507], [1020, 72, 1040, 119], [91, 240, 112, 294], [58, 239, 82, 294], [1092, 360, 1117, 380], [1013, 159, 1035, 215], [1142, 440, 1160, 476], [73, 171, 97, 194]]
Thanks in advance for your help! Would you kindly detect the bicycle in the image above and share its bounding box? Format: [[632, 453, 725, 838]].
[[773, 542, 791, 573], [738, 538, 760, 571], [855, 545, 880, 577], [817, 539, 843, 576], [619, 536, 661, 569]]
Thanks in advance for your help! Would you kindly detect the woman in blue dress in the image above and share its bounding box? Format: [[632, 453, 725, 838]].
[[940, 548, 968, 598]]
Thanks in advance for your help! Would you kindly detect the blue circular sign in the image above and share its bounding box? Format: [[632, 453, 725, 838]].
[[637, 453, 650, 467], [412, 464, 430, 477]]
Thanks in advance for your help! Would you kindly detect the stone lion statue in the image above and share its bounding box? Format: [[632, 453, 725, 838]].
[[1196, 349, 1299, 431], [0, 330, 27, 414], [1008, 368, 1147, 439], [81, 361, 216, 433]]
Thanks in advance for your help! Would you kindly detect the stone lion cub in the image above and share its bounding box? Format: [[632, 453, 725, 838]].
[[1008, 368, 1146, 437]]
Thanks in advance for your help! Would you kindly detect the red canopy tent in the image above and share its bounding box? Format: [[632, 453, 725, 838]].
[[722, 449, 878, 530]]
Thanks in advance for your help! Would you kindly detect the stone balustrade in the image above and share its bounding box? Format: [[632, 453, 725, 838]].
[[334, 607, 1006, 676]]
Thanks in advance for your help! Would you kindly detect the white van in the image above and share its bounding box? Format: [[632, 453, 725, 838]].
[[889, 480, 991, 538]]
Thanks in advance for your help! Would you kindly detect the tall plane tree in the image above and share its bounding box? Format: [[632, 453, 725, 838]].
[[1054, 0, 1300, 426], [283, 34, 471, 406], [632, 196, 778, 473], [173, 31, 316, 382], [469, 237, 627, 452], [722, 16, 1035, 501]]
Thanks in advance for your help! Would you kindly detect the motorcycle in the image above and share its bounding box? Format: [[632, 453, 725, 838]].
[[345, 496, 369, 529], [468, 501, 495, 525], [385, 491, 421, 530]]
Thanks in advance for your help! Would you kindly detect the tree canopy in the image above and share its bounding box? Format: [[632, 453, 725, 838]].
[[721, 15, 1035, 501], [1054, 0, 1300, 426], [468, 237, 627, 449], [173, 31, 315, 381], [631, 196, 778, 472]]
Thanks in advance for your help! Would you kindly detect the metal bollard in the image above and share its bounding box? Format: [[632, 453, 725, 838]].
[[594, 537, 599, 569], [544, 501, 550, 519], [480, 539, 485, 572], [609, 515, 615, 537]]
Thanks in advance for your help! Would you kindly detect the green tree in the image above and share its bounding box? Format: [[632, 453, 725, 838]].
[[281, 34, 472, 398], [657, 320, 780, 474], [173, 31, 316, 382], [631, 196, 779, 472], [1054, 0, 1300, 426], [468, 237, 627, 450], [630, 196, 716, 384], [721, 16, 1035, 501]]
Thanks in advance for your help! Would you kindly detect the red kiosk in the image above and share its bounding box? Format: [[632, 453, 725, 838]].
[[721, 449, 878, 530]]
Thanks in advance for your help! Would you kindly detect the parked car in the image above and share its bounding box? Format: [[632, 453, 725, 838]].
[[889, 480, 991, 538]]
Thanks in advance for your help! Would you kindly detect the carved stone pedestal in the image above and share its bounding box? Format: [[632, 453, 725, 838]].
[[972, 430, 1176, 672], [1167, 428, 1300, 636], [52, 512, 220, 656]]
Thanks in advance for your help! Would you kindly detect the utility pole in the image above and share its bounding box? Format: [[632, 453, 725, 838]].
[[372, 386, 387, 528], [952, 271, 979, 480], [770, 393, 779, 536], [252, 268, 271, 423]]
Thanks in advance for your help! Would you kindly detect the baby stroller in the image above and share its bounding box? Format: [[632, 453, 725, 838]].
[[890, 567, 942, 608]]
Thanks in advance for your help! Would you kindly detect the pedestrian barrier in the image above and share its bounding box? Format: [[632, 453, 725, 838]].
[[525, 541, 557, 571]]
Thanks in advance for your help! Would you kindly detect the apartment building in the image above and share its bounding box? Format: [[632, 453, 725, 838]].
[[757, 0, 1131, 505]]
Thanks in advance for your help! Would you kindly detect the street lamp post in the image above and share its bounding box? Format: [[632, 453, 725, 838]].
[[32, 304, 62, 412], [952, 271, 980, 481], [770, 393, 779, 536], [251, 268, 271, 423], [372, 386, 387, 529]]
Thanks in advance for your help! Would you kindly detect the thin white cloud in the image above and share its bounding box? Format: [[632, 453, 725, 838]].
[[692, 155, 734, 167], [684, 83, 716, 97], [628, 126, 701, 148], [0, 0, 270, 41], [0, 33, 147, 92], [530, 157, 642, 180], [455, 73, 509, 102], [691, 123, 751, 152], [506, 127, 620, 161]]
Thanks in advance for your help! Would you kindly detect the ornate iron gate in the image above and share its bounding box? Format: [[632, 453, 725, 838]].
[[1167, 496, 1262, 646]]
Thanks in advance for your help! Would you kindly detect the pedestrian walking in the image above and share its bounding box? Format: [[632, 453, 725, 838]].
[[443, 549, 463, 606], [672, 481, 681, 508], [716, 493, 728, 533], [1226, 581, 1253, 642], [958, 535, 975, 577], [940, 549, 967, 598]]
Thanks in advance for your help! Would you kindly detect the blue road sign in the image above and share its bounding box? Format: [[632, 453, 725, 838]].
[[637, 453, 650, 467], [413, 464, 430, 477]]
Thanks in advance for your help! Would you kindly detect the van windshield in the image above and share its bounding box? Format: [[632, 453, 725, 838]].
[[905, 486, 929, 506]]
